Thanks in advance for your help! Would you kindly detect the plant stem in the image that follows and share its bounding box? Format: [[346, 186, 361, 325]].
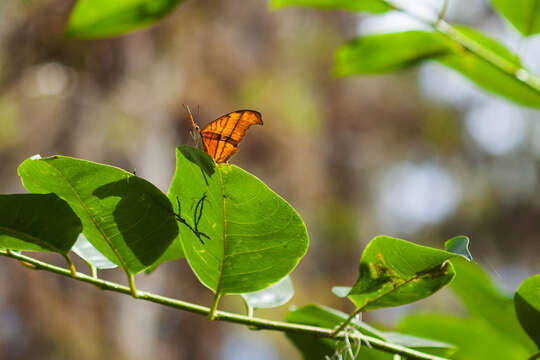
[[0, 249, 448, 360], [529, 352, 540, 360], [208, 293, 221, 320], [331, 306, 364, 337], [63, 253, 77, 276], [384, 0, 540, 93], [128, 273, 138, 298]]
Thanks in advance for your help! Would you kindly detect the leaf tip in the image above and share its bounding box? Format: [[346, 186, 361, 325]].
[[444, 235, 472, 261]]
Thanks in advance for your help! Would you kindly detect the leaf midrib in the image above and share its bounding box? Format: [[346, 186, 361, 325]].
[[353, 261, 452, 310], [214, 166, 228, 295], [44, 160, 130, 272], [0, 226, 61, 253]]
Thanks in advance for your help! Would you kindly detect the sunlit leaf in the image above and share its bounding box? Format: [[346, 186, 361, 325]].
[[270, 0, 391, 13], [451, 259, 535, 351], [489, 0, 540, 36], [18, 155, 178, 274], [65, 0, 184, 38], [397, 314, 533, 360], [333, 236, 463, 310], [515, 274, 540, 349], [168, 146, 308, 295], [335, 31, 451, 76], [0, 193, 81, 254], [437, 25, 540, 109]]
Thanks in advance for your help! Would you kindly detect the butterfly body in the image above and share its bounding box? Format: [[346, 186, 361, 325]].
[[185, 106, 263, 163]]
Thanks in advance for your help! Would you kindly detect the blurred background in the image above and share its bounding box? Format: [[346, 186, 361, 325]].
[[1, 0, 540, 359]]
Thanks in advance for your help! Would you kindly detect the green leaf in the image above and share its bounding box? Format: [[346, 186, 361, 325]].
[[444, 235, 472, 261], [72, 234, 117, 269], [437, 25, 540, 109], [451, 259, 535, 351], [0, 193, 82, 254], [335, 31, 451, 76], [144, 239, 184, 274], [270, 0, 391, 13], [515, 274, 540, 349], [65, 0, 183, 39], [333, 236, 461, 311], [18, 155, 179, 274], [241, 275, 294, 310], [168, 146, 308, 295], [286, 304, 455, 359], [489, 0, 540, 36], [397, 314, 533, 360]]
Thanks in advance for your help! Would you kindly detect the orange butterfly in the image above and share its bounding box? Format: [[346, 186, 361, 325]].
[[184, 105, 263, 163]]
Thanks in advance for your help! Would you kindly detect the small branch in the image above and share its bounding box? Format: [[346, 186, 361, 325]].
[[63, 253, 77, 276], [436, 0, 448, 24], [128, 273, 138, 298], [529, 352, 540, 360], [0, 250, 448, 360], [382, 0, 540, 94], [78, 256, 98, 278], [208, 293, 221, 320], [332, 262, 449, 337], [331, 306, 364, 337]]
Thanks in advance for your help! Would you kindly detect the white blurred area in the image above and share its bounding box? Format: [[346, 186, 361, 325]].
[[376, 163, 461, 235], [357, 0, 488, 35], [220, 330, 279, 360], [20, 62, 71, 97], [465, 102, 528, 156], [358, 0, 540, 236]]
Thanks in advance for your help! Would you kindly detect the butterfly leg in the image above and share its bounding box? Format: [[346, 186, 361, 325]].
[[174, 196, 209, 245]]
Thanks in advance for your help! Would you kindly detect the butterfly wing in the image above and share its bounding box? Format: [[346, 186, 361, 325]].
[[200, 110, 263, 163]]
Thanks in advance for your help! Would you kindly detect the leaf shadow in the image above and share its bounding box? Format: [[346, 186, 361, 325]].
[[93, 176, 179, 268]]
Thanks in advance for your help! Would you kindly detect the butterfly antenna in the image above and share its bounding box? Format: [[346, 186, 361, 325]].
[[183, 104, 200, 131]]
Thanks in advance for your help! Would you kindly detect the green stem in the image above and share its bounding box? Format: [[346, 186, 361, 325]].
[[384, 0, 540, 93], [81, 256, 96, 277], [331, 306, 364, 337], [0, 250, 448, 360], [208, 293, 221, 320], [63, 253, 77, 276], [128, 273, 138, 298], [332, 262, 449, 337]]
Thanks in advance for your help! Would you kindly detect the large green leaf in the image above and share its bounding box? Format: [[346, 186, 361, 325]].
[[437, 25, 540, 109], [335, 31, 451, 76], [270, 0, 391, 13], [333, 236, 465, 311], [450, 259, 535, 351], [489, 0, 540, 36], [168, 146, 308, 295], [286, 304, 455, 360], [515, 274, 540, 349], [0, 193, 82, 254], [397, 314, 532, 360], [65, 0, 184, 38], [18, 155, 178, 274]]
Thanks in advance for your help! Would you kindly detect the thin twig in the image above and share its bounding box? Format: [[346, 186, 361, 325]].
[[0, 249, 448, 360]]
